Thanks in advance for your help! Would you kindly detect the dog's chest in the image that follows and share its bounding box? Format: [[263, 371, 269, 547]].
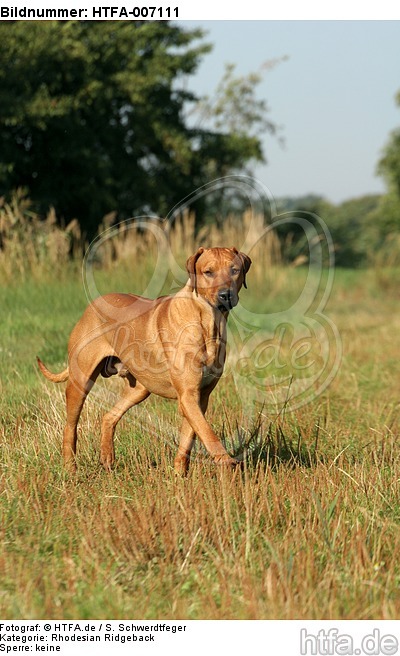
[[201, 325, 227, 388]]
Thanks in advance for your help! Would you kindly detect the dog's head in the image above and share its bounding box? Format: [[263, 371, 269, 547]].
[[186, 247, 252, 312]]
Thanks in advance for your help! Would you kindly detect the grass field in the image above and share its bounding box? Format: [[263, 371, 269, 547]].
[[1, 255, 400, 619]]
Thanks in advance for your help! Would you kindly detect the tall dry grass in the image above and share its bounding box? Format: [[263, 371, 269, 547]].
[[89, 209, 282, 284], [2, 373, 400, 619], [2, 193, 400, 620], [0, 191, 282, 284], [0, 189, 83, 280]]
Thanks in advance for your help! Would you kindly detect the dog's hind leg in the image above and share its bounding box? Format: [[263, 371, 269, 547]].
[[62, 354, 108, 472], [63, 377, 96, 472], [174, 418, 196, 475], [100, 373, 150, 471]]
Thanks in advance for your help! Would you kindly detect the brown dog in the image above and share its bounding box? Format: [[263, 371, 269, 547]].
[[37, 247, 251, 473]]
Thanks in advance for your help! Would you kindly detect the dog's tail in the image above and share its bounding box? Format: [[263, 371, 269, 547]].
[[37, 357, 69, 383]]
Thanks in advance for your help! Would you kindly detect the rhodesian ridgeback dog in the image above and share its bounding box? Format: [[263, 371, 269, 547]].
[[37, 247, 251, 474]]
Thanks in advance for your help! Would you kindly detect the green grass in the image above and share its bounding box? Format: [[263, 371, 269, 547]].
[[1, 265, 400, 619]]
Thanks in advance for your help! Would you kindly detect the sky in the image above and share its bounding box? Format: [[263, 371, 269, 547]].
[[179, 21, 400, 205]]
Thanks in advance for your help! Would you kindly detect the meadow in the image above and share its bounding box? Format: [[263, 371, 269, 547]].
[[1, 208, 400, 619]]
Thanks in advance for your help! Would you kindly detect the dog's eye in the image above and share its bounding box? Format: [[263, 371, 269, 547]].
[[204, 270, 214, 277], [231, 268, 240, 275]]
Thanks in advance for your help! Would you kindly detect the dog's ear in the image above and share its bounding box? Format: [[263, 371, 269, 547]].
[[186, 248, 205, 295], [232, 248, 252, 289]]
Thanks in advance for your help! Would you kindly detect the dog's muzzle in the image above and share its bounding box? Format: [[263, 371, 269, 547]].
[[217, 288, 237, 311]]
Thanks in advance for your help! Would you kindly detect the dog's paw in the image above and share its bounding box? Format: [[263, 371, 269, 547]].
[[100, 450, 115, 472], [174, 455, 190, 476], [214, 454, 239, 468]]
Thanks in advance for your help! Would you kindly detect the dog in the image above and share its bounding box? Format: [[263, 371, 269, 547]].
[[37, 246, 251, 473]]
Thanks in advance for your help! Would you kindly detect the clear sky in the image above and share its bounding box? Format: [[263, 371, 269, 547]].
[[179, 20, 400, 204]]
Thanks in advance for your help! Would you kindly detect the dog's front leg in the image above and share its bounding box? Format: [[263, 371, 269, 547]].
[[177, 388, 237, 468], [174, 391, 210, 474]]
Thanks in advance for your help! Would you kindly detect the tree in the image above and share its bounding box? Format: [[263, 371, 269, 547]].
[[378, 90, 400, 198], [0, 21, 278, 235], [191, 60, 286, 225], [323, 195, 382, 266], [376, 89, 400, 236], [274, 194, 383, 267]]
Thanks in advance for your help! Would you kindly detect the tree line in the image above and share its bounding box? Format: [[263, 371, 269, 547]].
[[0, 21, 276, 235], [0, 20, 399, 267]]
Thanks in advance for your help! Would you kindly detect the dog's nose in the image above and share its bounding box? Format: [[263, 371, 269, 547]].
[[217, 289, 233, 306]]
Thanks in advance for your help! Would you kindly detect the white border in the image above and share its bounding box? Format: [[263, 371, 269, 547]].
[[0, 0, 399, 20], [1, 620, 400, 655]]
